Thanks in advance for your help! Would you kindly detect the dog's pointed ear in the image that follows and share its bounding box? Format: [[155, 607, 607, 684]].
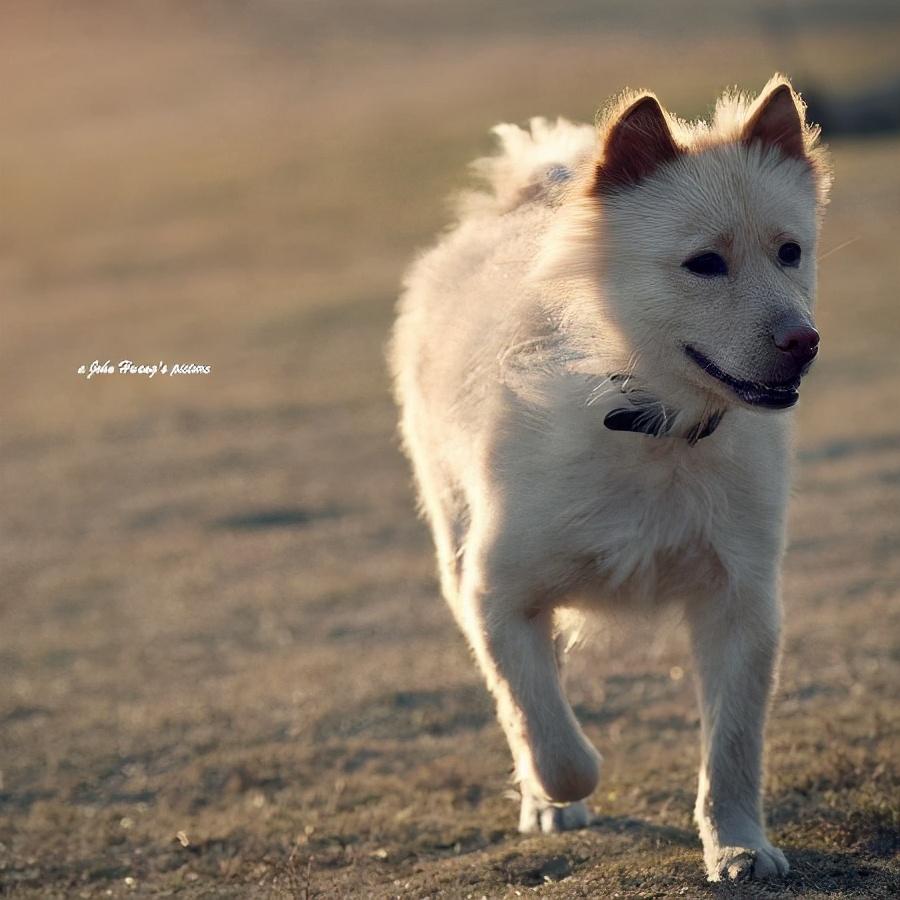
[[592, 94, 682, 193], [742, 80, 807, 160]]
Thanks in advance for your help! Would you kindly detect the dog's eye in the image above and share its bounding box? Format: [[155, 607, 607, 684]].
[[682, 252, 728, 277], [778, 242, 802, 267]]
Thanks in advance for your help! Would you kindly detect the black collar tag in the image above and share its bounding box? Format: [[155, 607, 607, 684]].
[[602, 376, 724, 445], [604, 405, 673, 437]]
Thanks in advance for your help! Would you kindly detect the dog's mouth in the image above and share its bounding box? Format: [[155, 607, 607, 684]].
[[684, 345, 801, 410]]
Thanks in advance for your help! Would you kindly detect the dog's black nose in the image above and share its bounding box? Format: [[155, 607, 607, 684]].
[[773, 323, 819, 366]]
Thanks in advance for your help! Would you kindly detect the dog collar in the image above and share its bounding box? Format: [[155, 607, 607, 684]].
[[602, 374, 725, 445]]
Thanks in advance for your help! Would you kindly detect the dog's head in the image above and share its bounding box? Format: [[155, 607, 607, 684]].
[[585, 76, 832, 412]]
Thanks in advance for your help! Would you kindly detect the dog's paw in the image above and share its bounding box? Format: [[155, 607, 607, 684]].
[[519, 794, 592, 834], [709, 844, 789, 882]]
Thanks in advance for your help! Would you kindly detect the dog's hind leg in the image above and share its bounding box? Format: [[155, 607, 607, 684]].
[[453, 546, 600, 826], [686, 582, 789, 882], [403, 437, 467, 606]]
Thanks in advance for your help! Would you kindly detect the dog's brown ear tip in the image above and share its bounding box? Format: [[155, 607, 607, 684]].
[[615, 93, 672, 136], [767, 72, 794, 90], [770, 81, 802, 110], [743, 78, 808, 160], [622, 93, 663, 116], [594, 91, 682, 193], [765, 82, 794, 103]]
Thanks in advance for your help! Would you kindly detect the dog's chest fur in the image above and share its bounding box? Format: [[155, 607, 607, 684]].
[[547, 434, 737, 610]]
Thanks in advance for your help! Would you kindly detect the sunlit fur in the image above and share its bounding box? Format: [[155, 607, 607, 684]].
[[390, 76, 831, 882]]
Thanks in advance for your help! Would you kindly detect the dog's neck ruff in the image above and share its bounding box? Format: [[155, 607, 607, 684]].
[[602, 373, 725, 446]]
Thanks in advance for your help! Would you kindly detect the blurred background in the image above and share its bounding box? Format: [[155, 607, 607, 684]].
[[1, 2, 898, 897]]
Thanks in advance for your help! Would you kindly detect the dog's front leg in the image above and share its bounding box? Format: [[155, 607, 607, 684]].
[[686, 583, 789, 882], [456, 567, 600, 831]]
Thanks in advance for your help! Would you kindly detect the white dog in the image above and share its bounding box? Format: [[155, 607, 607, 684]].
[[390, 76, 830, 882]]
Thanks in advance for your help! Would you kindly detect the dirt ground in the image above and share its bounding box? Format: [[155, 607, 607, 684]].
[[1, 4, 898, 898]]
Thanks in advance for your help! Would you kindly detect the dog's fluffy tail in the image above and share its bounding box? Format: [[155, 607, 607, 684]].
[[456, 117, 595, 218]]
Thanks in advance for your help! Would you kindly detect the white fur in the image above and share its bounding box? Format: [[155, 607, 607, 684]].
[[390, 78, 829, 882]]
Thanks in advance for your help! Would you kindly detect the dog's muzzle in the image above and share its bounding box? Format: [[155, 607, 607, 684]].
[[684, 345, 806, 410]]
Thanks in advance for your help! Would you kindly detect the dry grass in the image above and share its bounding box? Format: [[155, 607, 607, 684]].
[[1, 3, 898, 897]]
